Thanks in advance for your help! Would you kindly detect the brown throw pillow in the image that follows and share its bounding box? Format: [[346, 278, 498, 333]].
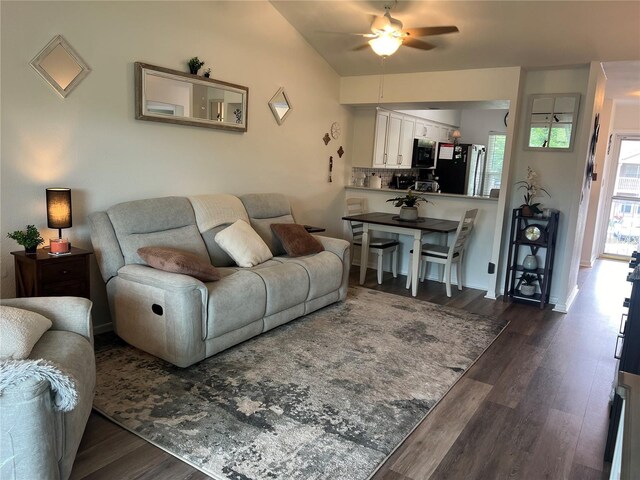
[[137, 247, 220, 282], [270, 224, 324, 257]]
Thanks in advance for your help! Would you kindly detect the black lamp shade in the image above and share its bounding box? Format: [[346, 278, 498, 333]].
[[46, 188, 72, 230]]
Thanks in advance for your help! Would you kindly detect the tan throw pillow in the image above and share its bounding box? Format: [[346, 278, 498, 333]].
[[271, 224, 325, 257], [214, 219, 273, 268], [137, 247, 220, 282], [0, 306, 53, 360]]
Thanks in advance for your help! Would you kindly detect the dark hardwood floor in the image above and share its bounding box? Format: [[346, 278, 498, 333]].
[[71, 260, 625, 479]]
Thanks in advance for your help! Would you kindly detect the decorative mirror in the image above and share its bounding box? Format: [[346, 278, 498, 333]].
[[135, 62, 248, 132], [268, 87, 292, 125], [30, 35, 90, 98], [525, 93, 580, 151]]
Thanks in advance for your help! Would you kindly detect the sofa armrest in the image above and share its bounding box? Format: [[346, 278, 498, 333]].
[[0, 297, 93, 345], [314, 235, 350, 263], [117, 264, 208, 325], [314, 235, 351, 301]]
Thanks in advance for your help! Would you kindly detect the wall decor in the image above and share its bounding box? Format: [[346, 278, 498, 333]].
[[323, 133, 331, 145], [328, 156, 333, 183], [30, 35, 90, 98], [586, 113, 600, 187], [268, 87, 292, 125], [525, 93, 580, 151], [331, 122, 341, 139], [337, 146, 344, 158], [135, 62, 248, 132]]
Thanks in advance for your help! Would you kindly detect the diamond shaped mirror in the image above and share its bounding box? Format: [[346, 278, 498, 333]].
[[30, 35, 90, 98], [268, 87, 292, 125]]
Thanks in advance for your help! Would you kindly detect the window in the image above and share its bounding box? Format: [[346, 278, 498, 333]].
[[484, 133, 506, 196]]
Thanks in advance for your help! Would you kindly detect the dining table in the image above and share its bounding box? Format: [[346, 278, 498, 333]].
[[342, 212, 460, 297]]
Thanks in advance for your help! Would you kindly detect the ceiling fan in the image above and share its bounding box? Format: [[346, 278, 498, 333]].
[[353, 5, 459, 57]]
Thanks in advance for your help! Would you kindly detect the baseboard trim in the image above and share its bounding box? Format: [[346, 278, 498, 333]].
[[553, 285, 579, 313], [93, 322, 113, 335]]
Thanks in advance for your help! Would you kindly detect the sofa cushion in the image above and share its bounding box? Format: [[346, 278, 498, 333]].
[[0, 306, 52, 360], [271, 224, 324, 257], [137, 247, 220, 282], [275, 251, 344, 301], [206, 271, 266, 339], [107, 197, 209, 266], [240, 193, 294, 255], [189, 194, 250, 267], [215, 220, 273, 268], [250, 263, 309, 316]]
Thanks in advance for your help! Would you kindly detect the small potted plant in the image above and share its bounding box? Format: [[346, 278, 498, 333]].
[[515, 166, 550, 217], [518, 272, 538, 297], [386, 189, 433, 221], [187, 57, 205, 75], [203, 68, 211, 78], [7, 224, 44, 254]]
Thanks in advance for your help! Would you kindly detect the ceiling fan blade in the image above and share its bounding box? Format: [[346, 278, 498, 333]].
[[352, 44, 371, 51], [405, 26, 459, 37], [403, 37, 436, 51], [316, 31, 376, 37]]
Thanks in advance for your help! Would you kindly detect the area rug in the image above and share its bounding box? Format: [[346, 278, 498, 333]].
[[93, 286, 508, 480]]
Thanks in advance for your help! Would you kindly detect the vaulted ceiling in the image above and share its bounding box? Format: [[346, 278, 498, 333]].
[[271, 1, 640, 101]]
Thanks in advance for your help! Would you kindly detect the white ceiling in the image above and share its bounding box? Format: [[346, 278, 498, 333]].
[[271, 0, 640, 102]]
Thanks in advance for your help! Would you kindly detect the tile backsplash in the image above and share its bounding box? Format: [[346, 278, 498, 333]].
[[351, 167, 419, 188]]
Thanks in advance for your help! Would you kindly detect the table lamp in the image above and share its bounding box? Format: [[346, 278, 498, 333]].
[[46, 187, 72, 254], [452, 130, 462, 145]]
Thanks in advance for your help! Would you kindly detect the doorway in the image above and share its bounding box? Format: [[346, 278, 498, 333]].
[[602, 135, 640, 258]]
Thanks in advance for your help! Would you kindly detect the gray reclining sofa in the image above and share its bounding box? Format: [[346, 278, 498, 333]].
[[89, 193, 350, 367]]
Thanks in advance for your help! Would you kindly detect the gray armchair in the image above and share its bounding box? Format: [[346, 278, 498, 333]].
[[0, 297, 95, 480]]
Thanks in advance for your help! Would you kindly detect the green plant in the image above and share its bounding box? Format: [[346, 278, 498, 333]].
[[7, 225, 44, 249], [187, 57, 205, 72], [515, 166, 550, 214], [519, 273, 538, 285], [386, 189, 433, 208]]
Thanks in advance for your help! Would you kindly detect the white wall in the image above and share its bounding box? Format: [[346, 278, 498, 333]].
[[0, 1, 351, 329], [613, 103, 640, 130], [581, 98, 614, 266], [458, 109, 508, 145]]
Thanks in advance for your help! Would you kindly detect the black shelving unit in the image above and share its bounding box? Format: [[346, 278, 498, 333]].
[[503, 208, 559, 309]]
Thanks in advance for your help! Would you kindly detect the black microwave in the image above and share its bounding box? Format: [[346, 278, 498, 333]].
[[412, 139, 437, 169]]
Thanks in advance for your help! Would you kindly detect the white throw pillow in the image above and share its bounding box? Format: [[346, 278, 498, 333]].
[[0, 306, 53, 360], [215, 219, 274, 268]]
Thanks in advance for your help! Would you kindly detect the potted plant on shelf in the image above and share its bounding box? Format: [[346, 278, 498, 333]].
[[386, 189, 433, 221], [187, 57, 205, 75], [515, 166, 550, 217], [7, 224, 44, 254], [518, 272, 538, 297]]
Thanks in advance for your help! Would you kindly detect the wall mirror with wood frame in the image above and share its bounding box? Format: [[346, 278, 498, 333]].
[[525, 93, 580, 151], [135, 62, 248, 132]]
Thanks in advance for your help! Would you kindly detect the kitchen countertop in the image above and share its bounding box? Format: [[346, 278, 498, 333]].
[[345, 185, 499, 202]]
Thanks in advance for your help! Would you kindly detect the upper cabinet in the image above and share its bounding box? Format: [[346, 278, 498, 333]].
[[373, 110, 415, 169]]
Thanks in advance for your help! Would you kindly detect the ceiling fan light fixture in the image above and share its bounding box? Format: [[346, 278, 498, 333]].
[[369, 33, 403, 57]]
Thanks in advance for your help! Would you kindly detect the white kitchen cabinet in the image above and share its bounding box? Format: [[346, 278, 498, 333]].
[[415, 119, 428, 138], [397, 116, 415, 168], [372, 110, 390, 167], [373, 110, 413, 169]]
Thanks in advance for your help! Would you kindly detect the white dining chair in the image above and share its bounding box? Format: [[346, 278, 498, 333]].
[[346, 197, 400, 285], [406, 208, 478, 297]]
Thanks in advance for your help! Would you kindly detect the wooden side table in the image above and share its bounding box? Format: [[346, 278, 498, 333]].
[[11, 247, 92, 299]]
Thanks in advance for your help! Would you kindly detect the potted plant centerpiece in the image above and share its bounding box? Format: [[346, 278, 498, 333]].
[[518, 272, 538, 297], [7, 224, 44, 254], [516, 166, 550, 217], [386, 189, 433, 221]]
